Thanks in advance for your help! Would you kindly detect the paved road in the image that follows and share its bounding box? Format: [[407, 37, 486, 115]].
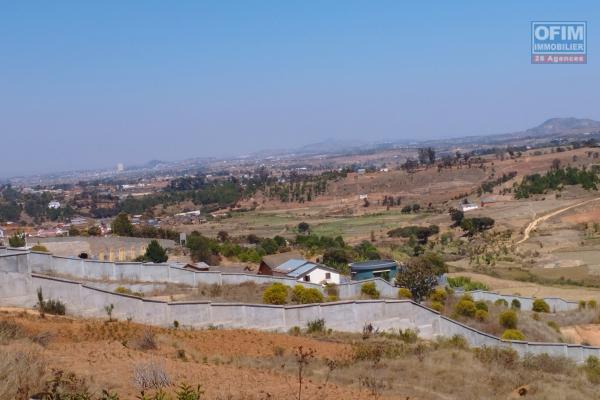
[[516, 197, 600, 245]]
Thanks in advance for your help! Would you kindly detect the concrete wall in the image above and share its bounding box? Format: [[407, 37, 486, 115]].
[[1, 251, 600, 363], [469, 290, 579, 312]]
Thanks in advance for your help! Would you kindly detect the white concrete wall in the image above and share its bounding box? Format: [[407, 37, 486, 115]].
[[1, 251, 600, 363]]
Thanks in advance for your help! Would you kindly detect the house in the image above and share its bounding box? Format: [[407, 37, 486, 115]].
[[48, 201, 61, 209], [273, 259, 341, 284], [258, 251, 303, 275], [350, 260, 399, 282], [181, 262, 211, 271], [459, 202, 479, 212]]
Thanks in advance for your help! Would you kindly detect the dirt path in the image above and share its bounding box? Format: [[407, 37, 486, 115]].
[[516, 197, 600, 245]]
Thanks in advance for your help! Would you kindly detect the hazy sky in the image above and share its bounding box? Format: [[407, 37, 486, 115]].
[[1, 1, 599, 177]]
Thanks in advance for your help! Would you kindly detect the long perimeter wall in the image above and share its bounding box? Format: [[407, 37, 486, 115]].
[[0, 251, 599, 363]]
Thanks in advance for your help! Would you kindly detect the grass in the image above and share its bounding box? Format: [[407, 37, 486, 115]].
[[2, 310, 600, 399]]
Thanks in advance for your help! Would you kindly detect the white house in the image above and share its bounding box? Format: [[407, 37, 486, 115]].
[[459, 202, 479, 212], [273, 259, 341, 285], [48, 201, 61, 209]]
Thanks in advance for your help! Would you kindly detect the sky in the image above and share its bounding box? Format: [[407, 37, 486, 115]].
[[1, 1, 599, 178]]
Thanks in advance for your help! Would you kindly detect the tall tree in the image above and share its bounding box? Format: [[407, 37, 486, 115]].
[[111, 212, 134, 236], [145, 240, 168, 263]]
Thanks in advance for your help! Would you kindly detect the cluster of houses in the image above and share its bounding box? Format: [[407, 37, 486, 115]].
[[256, 251, 399, 285]]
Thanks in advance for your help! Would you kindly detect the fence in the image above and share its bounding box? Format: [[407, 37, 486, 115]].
[[1, 250, 600, 363]]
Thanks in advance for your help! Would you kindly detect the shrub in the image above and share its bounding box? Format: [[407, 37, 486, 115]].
[[588, 299, 598, 309], [36, 288, 66, 316], [326, 294, 339, 302], [460, 293, 473, 302], [579, 300, 587, 310], [324, 283, 339, 298], [447, 276, 489, 291], [511, 299, 521, 310], [398, 288, 412, 299], [0, 320, 22, 343], [455, 299, 476, 318], [132, 330, 157, 351], [475, 309, 488, 322], [306, 319, 326, 334], [398, 328, 419, 343], [291, 285, 324, 304], [474, 346, 518, 367], [499, 310, 518, 329], [262, 283, 289, 305], [583, 356, 600, 384], [501, 329, 525, 340], [532, 299, 550, 313], [31, 244, 49, 252], [429, 288, 447, 303], [547, 320, 560, 333], [495, 298, 508, 307], [132, 360, 171, 390], [361, 282, 380, 299], [474, 300, 488, 311], [429, 301, 443, 312]]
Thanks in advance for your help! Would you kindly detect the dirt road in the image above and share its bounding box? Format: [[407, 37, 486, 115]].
[[516, 197, 600, 245]]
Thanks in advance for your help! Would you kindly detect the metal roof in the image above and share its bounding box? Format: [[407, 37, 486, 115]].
[[273, 259, 309, 273], [286, 262, 320, 278], [350, 260, 398, 272]]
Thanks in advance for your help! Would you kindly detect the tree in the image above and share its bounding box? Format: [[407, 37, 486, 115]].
[[8, 232, 26, 247], [449, 208, 464, 227], [111, 212, 134, 236], [145, 240, 168, 263], [460, 217, 495, 236], [297, 222, 310, 233], [87, 226, 102, 236], [217, 230, 229, 242], [68, 226, 80, 236], [395, 256, 439, 302]]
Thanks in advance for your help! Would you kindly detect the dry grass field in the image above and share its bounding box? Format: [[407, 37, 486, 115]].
[[2, 309, 600, 399]]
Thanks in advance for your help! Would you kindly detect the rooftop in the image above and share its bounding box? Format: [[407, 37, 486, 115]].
[[350, 259, 398, 271]]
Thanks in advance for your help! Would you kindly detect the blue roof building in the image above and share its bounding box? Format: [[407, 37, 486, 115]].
[[350, 260, 399, 282]]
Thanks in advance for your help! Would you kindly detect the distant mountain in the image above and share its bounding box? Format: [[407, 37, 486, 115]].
[[525, 117, 600, 136]]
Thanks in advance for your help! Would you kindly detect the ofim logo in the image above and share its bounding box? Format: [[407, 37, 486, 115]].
[[531, 21, 586, 64]]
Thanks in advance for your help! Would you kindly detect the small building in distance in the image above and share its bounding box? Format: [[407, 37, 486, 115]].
[[274, 259, 341, 285], [48, 201, 61, 209], [258, 251, 303, 275], [350, 260, 399, 282], [458, 202, 479, 212]]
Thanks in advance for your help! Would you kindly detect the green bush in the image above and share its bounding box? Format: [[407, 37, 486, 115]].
[[306, 318, 326, 334], [495, 299, 509, 307], [291, 285, 324, 304], [583, 356, 600, 384], [361, 282, 380, 299], [474, 301, 488, 311], [429, 301, 443, 312], [579, 300, 587, 310], [501, 329, 525, 340], [447, 276, 489, 291], [547, 321, 560, 333], [499, 310, 518, 329], [532, 299, 550, 313], [511, 299, 521, 310], [588, 299, 598, 309], [460, 293, 474, 302], [398, 288, 412, 299], [475, 309, 488, 322], [455, 299, 476, 318], [262, 283, 289, 305], [429, 288, 447, 303], [31, 244, 49, 253]]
